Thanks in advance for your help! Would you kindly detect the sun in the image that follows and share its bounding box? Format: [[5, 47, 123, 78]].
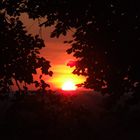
[[62, 80, 77, 91]]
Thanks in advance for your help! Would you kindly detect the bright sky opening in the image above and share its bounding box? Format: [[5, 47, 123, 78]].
[[62, 80, 77, 91]]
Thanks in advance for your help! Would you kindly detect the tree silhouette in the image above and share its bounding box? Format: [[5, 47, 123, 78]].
[[1, 0, 139, 106], [26, 0, 140, 106], [0, 3, 52, 93]]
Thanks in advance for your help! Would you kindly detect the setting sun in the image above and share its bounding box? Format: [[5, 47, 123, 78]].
[[48, 64, 85, 89], [62, 80, 77, 91]]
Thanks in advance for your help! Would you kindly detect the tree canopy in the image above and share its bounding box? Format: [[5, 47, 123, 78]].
[[0, 0, 139, 105], [0, 1, 52, 93]]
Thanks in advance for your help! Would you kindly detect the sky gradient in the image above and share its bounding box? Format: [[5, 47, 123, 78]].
[[20, 14, 85, 90]]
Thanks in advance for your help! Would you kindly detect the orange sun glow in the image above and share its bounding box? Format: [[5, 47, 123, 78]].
[[62, 80, 77, 91], [48, 64, 85, 89]]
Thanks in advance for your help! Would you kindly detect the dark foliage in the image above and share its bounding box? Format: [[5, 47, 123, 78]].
[[0, 2, 52, 93], [1, 92, 140, 140], [0, 0, 140, 106], [1, 2, 140, 139], [7, 0, 139, 107]]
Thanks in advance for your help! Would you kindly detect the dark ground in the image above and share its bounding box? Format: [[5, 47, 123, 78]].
[[0, 91, 140, 140]]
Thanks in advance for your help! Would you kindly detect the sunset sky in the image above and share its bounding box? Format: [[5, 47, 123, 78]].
[[20, 14, 85, 90]]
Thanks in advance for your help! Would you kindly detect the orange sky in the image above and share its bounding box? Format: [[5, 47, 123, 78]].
[[41, 41, 85, 89], [20, 14, 85, 90]]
